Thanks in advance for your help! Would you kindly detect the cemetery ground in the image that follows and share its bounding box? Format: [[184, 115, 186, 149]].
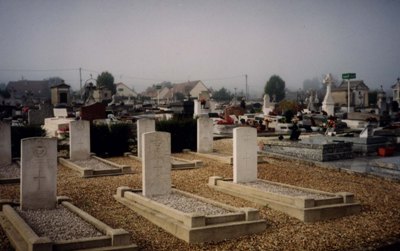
[[1, 139, 400, 250]]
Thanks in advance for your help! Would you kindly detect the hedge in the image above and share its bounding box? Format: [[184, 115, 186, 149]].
[[11, 125, 46, 158]]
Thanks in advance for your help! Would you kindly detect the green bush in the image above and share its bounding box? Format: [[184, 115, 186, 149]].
[[11, 125, 46, 158], [90, 123, 134, 157], [156, 118, 197, 153]]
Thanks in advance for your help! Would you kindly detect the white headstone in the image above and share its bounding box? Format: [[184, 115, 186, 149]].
[[142, 131, 171, 197], [69, 120, 91, 161], [0, 121, 12, 166], [137, 119, 155, 158], [197, 117, 213, 153], [20, 137, 57, 210], [233, 127, 257, 183], [322, 73, 335, 116], [53, 108, 68, 118]]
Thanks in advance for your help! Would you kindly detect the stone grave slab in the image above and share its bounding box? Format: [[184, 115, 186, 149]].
[[197, 117, 213, 153], [208, 177, 361, 222], [115, 131, 266, 243], [137, 118, 155, 158], [369, 156, 400, 179], [262, 138, 353, 162], [303, 135, 387, 155], [233, 127, 257, 183], [21, 137, 58, 210], [1, 137, 137, 250], [0, 121, 12, 167], [142, 131, 171, 197], [209, 130, 361, 222], [0, 121, 20, 184], [60, 120, 132, 177], [59, 156, 132, 178], [0, 197, 138, 251], [189, 150, 268, 165], [124, 152, 203, 170], [69, 120, 91, 161]]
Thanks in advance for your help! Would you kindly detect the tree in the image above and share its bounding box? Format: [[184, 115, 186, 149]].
[[97, 71, 115, 94], [212, 87, 232, 101], [264, 75, 285, 102]]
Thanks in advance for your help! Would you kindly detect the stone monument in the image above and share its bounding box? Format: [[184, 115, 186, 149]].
[[233, 127, 257, 183], [142, 131, 171, 197], [69, 120, 91, 161], [137, 118, 155, 158], [197, 117, 213, 153], [322, 73, 335, 116], [20, 137, 57, 210], [0, 121, 12, 167]]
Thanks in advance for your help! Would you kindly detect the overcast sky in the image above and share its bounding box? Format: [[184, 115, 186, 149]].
[[0, 0, 399, 95]]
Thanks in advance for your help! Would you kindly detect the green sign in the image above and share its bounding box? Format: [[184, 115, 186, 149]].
[[342, 73, 356, 80]]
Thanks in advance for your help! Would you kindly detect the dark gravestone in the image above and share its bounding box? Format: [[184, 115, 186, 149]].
[[80, 102, 106, 121]]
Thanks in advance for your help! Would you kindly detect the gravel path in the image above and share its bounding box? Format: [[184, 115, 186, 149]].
[[150, 192, 231, 215], [0, 163, 20, 179], [72, 158, 118, 170], [242, 181, 334, 199], [16, 205, 103, 241]]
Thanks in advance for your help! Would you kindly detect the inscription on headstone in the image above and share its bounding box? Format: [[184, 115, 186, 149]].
[[197, 117, 213, 153], [20, 137, 57, 210], [0, 121, 12, 166], [142, 131, 171, 197], [233, 127, 257, 183], [69, 120, 91, 161], [137, 119, 155, 158]]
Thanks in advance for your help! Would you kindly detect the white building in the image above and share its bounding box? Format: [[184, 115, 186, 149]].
[[115, 82, 138, 98]]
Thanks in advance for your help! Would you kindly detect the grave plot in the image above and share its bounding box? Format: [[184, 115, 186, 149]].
[[189, 151, 268, 165], [0, 137, 137, 251], [115, 132, 266, 243], [0, 122, 20, 184], [208, 177, 361, 222], [369, 156, 400, 180], [262, 137, 353, 162], [209, 127, 361, 222], [125, 152, 203, 170], [59, 120, 131, 178]]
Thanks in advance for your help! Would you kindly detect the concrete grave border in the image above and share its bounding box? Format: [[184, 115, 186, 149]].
[[0, 160, 21, 184], [114, 187, 266, 243], [59, 155, 132, 178], [124, 152, 203, 170], [208, 177, 361, 222], [0, 196, 138, 251], [188, 150, 268, 165]]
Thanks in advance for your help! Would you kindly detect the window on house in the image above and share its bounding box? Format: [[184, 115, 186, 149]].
[[118, 88, 124, 92], [104, 93, 108, 98]]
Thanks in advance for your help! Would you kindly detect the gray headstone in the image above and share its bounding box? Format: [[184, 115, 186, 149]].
[[0, 121, 12, 166], [69, 120, 91, 161], [137, 119, 155, 158], [197, 117, 213, 153], [233, 127, 257, 183], [20, 137, 57, 210], [142, 131, 171, 197]]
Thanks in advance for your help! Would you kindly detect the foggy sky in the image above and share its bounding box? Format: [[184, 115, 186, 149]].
[[0, 0, 399, 95]]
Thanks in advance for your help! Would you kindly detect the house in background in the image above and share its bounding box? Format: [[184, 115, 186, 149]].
[[170, 80, 209, 100], [140, 80, 210, 104], [115, 82, 138, 98], [6, 80, 53, 104], [331, 80, 369, 108]]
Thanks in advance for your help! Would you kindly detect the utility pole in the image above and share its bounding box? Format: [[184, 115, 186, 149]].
[[79, 67, 82, 93], [245, 74, 248, 100]]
